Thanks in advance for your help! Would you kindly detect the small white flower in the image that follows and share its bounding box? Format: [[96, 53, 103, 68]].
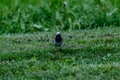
[[63, 1, 68, 7]]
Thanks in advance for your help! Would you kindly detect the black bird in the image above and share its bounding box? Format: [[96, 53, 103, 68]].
[[54, 32, 62, 47]]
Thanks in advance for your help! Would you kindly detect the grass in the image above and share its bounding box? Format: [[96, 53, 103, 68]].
[[0, 27, 120, 80], [0, 0, 120, 34], [0, 0, 120, 79]]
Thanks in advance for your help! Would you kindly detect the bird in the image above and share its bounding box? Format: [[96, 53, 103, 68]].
[[54, 32, 62, 47]]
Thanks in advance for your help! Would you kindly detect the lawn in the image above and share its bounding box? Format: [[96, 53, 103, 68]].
[[0, 0, 120, 80], [0, 27, 120, 80]]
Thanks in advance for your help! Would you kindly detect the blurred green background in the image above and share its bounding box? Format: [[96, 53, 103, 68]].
[[0, 0, 120, 34]]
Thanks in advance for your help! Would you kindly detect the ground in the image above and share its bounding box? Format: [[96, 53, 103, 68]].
[[0, 27, 120, 80]]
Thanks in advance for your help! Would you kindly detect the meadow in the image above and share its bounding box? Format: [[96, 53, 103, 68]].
[[0, 0, 120, 33], [0, 0, 120, 80]]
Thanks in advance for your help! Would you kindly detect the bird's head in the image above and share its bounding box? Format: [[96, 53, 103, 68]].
[[56, 32, 60, 35]]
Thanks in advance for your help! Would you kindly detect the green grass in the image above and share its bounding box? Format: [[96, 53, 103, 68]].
[[0, 27, 120, 80], [0, 0, 120, 79], [0, 0, 120, 34]]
